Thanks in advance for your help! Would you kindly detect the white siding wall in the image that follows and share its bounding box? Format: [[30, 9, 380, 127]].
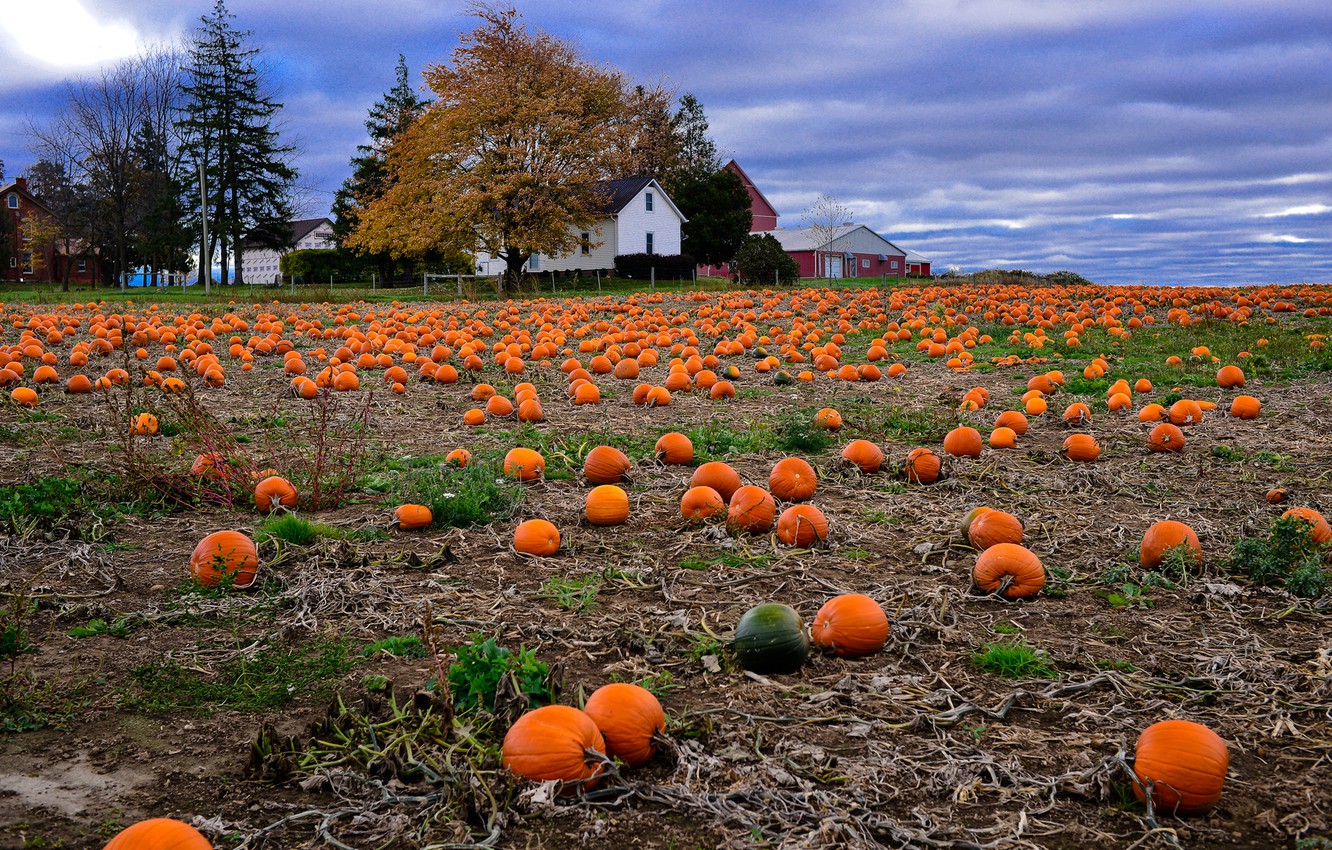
[[239, 220, 335, 283], [616, 186, 682, 256], [539, 219, 618, 273]]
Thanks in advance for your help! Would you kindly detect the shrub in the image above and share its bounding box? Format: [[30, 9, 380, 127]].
[[1228, 516, 1329, 598], [732, 234, 799, 285], [613, 252, 696, 280]]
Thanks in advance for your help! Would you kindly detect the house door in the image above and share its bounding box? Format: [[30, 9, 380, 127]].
[[825, 254, 843, 279]]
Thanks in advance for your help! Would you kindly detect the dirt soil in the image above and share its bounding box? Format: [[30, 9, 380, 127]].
[[0, 288, 1329, 850]]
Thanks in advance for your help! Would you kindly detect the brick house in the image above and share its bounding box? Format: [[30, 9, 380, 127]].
[[1, 177, 102, 285]]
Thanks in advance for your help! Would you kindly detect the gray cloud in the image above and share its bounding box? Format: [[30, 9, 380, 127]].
[[2, 0, 1329, 284]]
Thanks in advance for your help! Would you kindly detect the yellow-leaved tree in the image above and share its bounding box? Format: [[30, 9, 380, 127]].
[[347, 4, 637, 292]]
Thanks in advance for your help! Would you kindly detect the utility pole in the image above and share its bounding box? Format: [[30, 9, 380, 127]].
[[198, 160, 210, 296]]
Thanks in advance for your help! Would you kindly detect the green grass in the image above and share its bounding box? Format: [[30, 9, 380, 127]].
[[971, 640, 1057, 679], [683, 420, 773, 461], [773, 409, 835, 453], [361, 635, 427, 658], [122, 636, 355, 713], [399, 460, 526, 528], [254, 513, 327, 546], [540, 575, 601, 612]]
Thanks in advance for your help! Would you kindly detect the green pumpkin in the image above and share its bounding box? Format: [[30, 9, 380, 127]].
[[733, 603, 809, 674], [773, 370, 794, 386], [723, 365, 742, 381], [752, 346, 769, 360]]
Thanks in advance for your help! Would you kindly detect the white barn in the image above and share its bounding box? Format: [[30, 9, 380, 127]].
[[239, 218, 336, 284], [476, 177, 685, 275]]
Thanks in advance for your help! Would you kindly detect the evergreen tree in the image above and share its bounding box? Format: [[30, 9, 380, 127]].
[[332, 55, 431, 284], [733, 233, 799, 285], [179, 0, 297, 286], [670, 93, 719, 186], [675, 167, 752, 267], [130, 119, 193, 284]]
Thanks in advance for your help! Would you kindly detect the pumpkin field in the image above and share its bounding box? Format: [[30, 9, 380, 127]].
[[1, 280, 1330, 850]]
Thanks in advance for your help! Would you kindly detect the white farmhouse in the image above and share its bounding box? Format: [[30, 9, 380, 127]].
[[239, 217, 336, 284], [475, 177, 685, 275]]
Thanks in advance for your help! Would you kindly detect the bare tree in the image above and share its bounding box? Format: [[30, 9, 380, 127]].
[[801, 194, 853, 280]]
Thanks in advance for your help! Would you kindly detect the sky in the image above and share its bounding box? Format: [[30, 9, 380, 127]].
[[1, 0, 1330, 286]]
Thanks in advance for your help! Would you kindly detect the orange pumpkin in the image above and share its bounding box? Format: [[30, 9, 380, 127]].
[[840, 439, 884, 473], [1062, 402, 1091, 425], [189, 530, 259, 589], [446, 448, 471, 467], [1140, 520, 1201, 568], [1282, 507, 1332, 544], [1216, 364, 1245, 388], [1132, 719, 1228, 815], [513, 519, 561, 556], [503, 447, 546, 481], [582, 683, 666, 767], [102, 817, 213, 850], [585, 485, 630, 526], [654, 432, 693, 464], [690, 461, 742, 502], [967, 509, 1023, 551], [1229, 395, 1261, 419], [10, 387, 39, 407], [253, 476, 299, 513], [811, 593, 889, 658], [994, 410, 1029, 435], [943, 426, 983, 458], [1147, 422, 1185, 453], [813, 407, 842, 430], [394, 504, 433, 530], [1061, 433, 1102, 462], [776, 504, 829, 547], [904, 447, 942, 484], [680, 485, 725, 521], [972, 543, 1045, 599], [727, 485, 776, 534], [584, 445, 632, 484], [502, 705, 606, 788], [989, 426, 1017, 449], [768, 457, 817, 502]]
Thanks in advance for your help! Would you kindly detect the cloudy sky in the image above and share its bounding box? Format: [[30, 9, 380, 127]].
[[2, 0, 1330, 285]]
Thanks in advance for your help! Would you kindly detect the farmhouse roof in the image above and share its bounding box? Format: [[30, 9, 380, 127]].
[[595, 177, 686, 221], [766, 224, 906, 255], [241, 217, 333, 249]]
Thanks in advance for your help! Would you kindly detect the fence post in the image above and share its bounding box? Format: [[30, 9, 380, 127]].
[[651, 267, 655, 290], [372, 272, 376, 291], [456, 274, 462, 297], [290, 274, 295, 295], [423, 272, 428, 296], [775, 268, 778, 287], [551, 269, 556, 293], [596, 269, 601, 292]]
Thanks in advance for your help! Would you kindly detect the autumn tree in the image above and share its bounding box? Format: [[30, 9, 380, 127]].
[[801, 194, 854, 278], [347, 4, 631, 292], [332, 55, 432, 284]]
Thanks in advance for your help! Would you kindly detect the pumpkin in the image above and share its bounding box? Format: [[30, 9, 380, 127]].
[[776, 504, 829, 547], [813, 407, 842, 430], [1147, 422, 1185, 452], [102, 817, 213, 850], [1168, 399, 1203, 426], [769, 457, 817, 502], [943, 426, 983, 458], [989, 426, 1017, 449], [189, 530, 259, 588], [513, 519, 561, 556], [393, 504, 433, 530], [9, 386, 39, 407], [129, 412, 159, 436], [972, 543, 1045, 599], [967, 509, 1023, 551], [253, 476, 298, 513], [584, 445, 632, 484], [811, 593, 888, 658], [904, 447, 942, 484], [1132, 719, 1229, 815], [585, 485, 630, 526], [1281, 507, 1332, 544], [1229, 395, 1261, 419], [1216, 364, 1245, 388], [582, 683, 666, 767], [654, 432, 693, 464], [727, 485, 776, 534], [1140, 520, 1201, 568], [994, 410, 1029, 435], [840, 439, 884, 473], [1138, 403, 1167, 423], [1062, 402, 1091, 425], [502, 704, 606, 788], [690, 461, 742, 502], [65, 374, 94, 394], [1265, 487, 1287, 504], [680, 485, 725, 521], [446, 448, 471, 467], [1061, 433, 1102, 462], [733, 603, 809, 674], [503, 447, 546, 481]]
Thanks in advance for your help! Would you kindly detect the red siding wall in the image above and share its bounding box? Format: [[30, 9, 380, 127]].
[[2, 179, 101, 285], [793, 251, 907, 279]]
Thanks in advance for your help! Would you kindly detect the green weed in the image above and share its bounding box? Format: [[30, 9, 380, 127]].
[[971, 640, 1057, 679], [1229, 515, 1329, 598], [541, 575, 601, 612], [361, 635, 427, 658], [402, 460, 526, 528], [446, 635, 551, 714], [67, 618, 136, 639]]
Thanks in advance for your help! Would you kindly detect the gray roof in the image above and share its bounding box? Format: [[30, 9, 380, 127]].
[[765, 225, 907, 256], [905, 248, 930, 263]]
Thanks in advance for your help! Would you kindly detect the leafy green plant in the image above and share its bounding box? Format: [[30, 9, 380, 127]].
[[1228, 515, 1329, 598], [971, 640, 1057, 679], [1100, 583, 1153, 609], [1209, 444, 1245, 462], [402, 460, 526, 528], [774, 411, 834, 453], [67, 618, 136, 639], [361, 635, 426, 658], [255, 513, 324, 546], [446, 635, 551, 714], [541, 575, 601, 612]]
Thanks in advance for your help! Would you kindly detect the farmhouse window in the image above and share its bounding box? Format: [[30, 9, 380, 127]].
[[645, 232, 654, 254], [529, 254, 540, 271], [22, 252, 32, 273], [891, 260, 899, 269], [645, 191, 653, 212], [7, 257, 13, 268], [861, 259, 869, 269], [6, 195, 15, 209], [78, 260, 87, 273], [580, 232, 591, 255]]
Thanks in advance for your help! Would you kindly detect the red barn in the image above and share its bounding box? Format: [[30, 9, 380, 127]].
[[726, 160, 779, 232], [1, 178, 102, 285], [767, 225, 908, 279]]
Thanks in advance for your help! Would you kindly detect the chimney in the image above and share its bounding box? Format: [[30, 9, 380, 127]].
[[15, 177, 27, 190]]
